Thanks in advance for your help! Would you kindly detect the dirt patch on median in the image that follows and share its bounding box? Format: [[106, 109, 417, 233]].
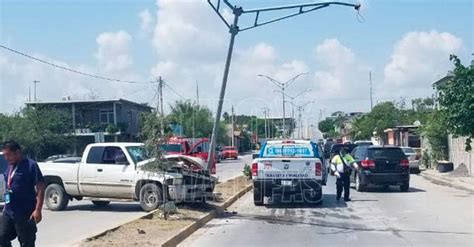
[[81, 176, 251, 246]]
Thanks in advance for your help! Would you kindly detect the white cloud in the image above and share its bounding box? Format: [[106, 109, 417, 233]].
[[95, 31, 133, 72], [152, 0, 230, 64], [139, 9, 153, 34], [312, 38, 367, 100], [383, 30, 462, 92]]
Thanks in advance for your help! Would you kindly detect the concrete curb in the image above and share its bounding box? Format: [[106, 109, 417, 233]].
[[161, 183, 253, 247], [419, 172, 474, 193]]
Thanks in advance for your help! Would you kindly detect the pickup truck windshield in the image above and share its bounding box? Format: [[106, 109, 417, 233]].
[[126, 146, 149, 163], [261, 143, 316, 158]]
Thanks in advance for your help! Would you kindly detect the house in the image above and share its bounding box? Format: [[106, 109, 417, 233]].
[[26, 98, 153, 150], [383, 125, 421, 148]]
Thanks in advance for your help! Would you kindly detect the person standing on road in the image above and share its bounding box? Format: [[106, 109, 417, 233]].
[[0, 141, 45, 247], [330, 147, 355, 202]]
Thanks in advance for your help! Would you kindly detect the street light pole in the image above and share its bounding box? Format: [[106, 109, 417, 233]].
[[258, 73, 308, 138], [295, 101, 314, 139], [282, 88, 286, 138], [276, 88, 311, 138], [206, 0, 361, 172]]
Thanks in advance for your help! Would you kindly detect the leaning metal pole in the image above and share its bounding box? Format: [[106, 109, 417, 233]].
[[206, 0, 360, 172], [207, 8, 242, 171]]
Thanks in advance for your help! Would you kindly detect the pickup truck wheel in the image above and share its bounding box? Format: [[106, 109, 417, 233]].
[[355, 174, 365, 192], [140, 183, 163, 212], [253, 188, 264, 206], [400, 183, 409, 192], [45, 184, 69, 211], [92, 201, 110, 207]]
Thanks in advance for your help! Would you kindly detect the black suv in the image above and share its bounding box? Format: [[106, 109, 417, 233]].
[[350, 145, 410, 192]]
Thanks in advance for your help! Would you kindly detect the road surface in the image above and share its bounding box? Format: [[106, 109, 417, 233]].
[[8, 154, 250, 247], [215, 154, 252, 182], [181, 174, 474, 246]]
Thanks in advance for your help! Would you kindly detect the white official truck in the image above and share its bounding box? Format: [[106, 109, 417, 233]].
[[251, 140, 327, 206], [39, 143, 216, 212]]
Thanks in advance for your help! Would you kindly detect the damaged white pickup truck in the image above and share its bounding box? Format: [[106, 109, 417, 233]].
[[39, 143, 217, 212]]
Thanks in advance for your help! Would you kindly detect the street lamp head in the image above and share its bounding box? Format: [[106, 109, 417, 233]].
[[355, 3, 361, 11]]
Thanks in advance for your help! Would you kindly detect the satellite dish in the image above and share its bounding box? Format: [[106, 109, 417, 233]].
[[413, 120, 421, 126]]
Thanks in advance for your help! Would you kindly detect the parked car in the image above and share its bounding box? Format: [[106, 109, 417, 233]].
[[252, 140, 327, 206], [222, 146, 238, 160], [354, 140, 374, 146], [350, 145, 410, 192], [39, 143, 217, 212], [401, 147, 421, 174]]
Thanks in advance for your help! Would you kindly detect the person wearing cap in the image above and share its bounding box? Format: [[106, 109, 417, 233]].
[[0, 141, 45, 247], [330, 146, 356, 202]]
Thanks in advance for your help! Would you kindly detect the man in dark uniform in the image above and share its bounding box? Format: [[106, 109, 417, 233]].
[[0, 141, 45, 247]]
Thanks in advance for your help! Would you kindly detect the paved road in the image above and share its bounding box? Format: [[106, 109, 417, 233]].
[[8, 155, 250, 247], [181, 174, 474, 246], [215, 154, 252, 182]]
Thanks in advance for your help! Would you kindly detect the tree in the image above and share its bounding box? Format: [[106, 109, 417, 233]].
[[318, 119, 335, 134], [369, 102, 401, 139], [437, 55, 474, 151], [0, 106, 74, 160], [140, 101, 227, 145], [167, 101, 214, 138], [421, 111, 448, 162], [349, 115, 373, 140]]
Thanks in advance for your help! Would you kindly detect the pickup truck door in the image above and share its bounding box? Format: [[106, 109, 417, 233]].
[[95, 146, 135, 199], [78, 147, 103, 196]]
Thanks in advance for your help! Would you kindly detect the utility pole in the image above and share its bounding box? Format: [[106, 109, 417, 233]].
[[231, 106, 235, 147], [256, 115, 259, 142], [206, 0, 361, 171], [158, 76, 165, 136], [369, 71, 373, 110], [196, 80, 200, 106], [263, 108, 269, 139], [33, 80, 40, 101]]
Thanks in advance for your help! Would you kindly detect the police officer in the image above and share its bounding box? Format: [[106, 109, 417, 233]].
[[330, 146, 355, 202], [0, 141, 45, 247]]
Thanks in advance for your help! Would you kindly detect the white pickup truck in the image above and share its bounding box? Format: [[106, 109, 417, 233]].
[[251, 140, 327, 206], [39, 143, 216, 212]]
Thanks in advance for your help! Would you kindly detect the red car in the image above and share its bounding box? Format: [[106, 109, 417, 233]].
[[222, 146, 238, 160]]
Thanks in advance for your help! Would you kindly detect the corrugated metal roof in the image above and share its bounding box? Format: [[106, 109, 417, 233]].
[[26, 98, 153, 109]]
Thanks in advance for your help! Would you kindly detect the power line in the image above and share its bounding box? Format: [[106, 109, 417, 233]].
[[0, 44, 154, 84], [164, 82, 186, 100]]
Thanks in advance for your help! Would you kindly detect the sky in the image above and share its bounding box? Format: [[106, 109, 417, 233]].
[[0, 0, 472, 123]]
